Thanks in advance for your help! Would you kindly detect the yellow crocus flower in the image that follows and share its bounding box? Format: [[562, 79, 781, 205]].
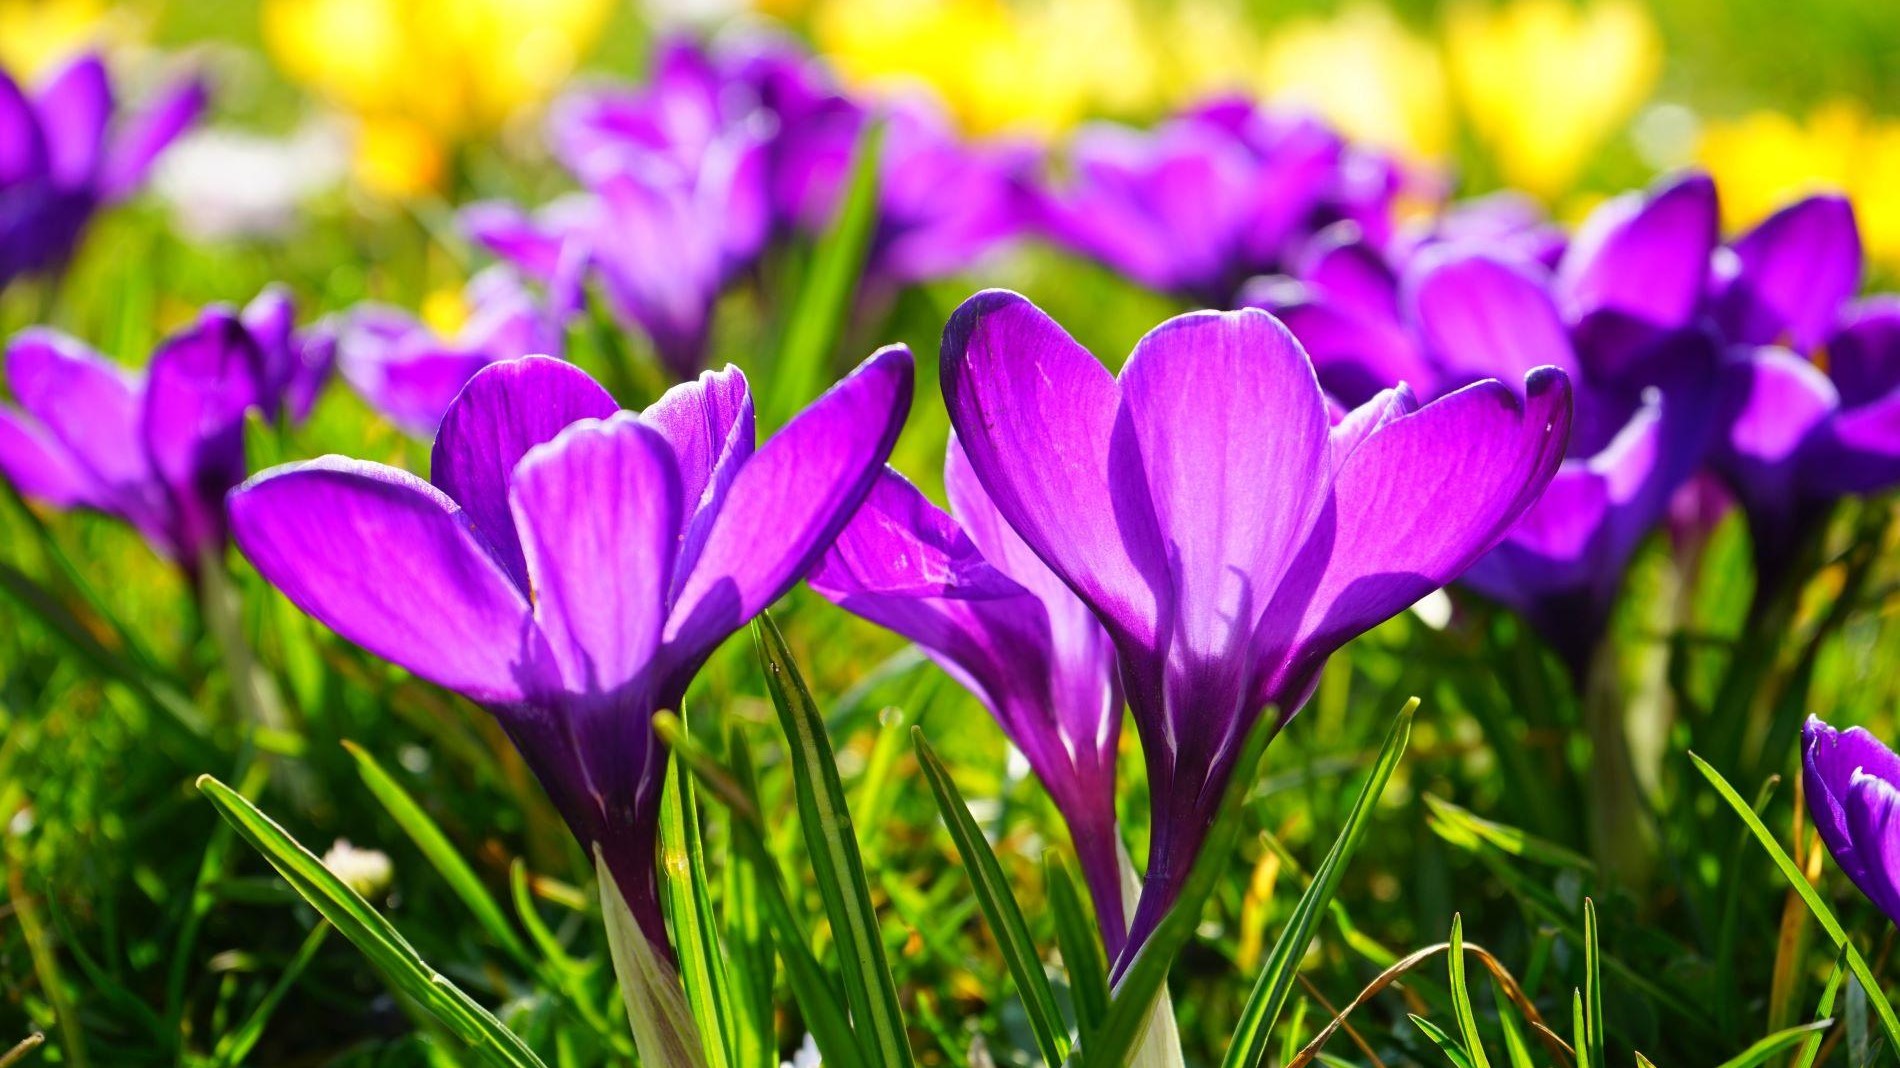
[[0, 0, 135, 80], [263, 0, 609, 195], [1445, 0, 1660, 199], [1258, 3, 1451, 161], [1699, 101, 1900, 272]]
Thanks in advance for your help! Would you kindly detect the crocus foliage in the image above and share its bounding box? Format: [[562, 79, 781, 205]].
[[229, 349, 913, 951]]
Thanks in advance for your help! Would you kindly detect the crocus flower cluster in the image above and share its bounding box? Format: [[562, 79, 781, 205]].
[[0, 288, 331, 573], [1254, 170, 1900, 675], [1804, 716, 1900, 928], [1031, 97, 1409, 306], [1, 51, 206, 290], [335, 267, 563, 436], [229, 349, 913, 949], [465, 33, 1035, 379]]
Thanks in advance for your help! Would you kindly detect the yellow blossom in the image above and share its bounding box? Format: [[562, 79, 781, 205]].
[[0, 0, 136, 80], [263, 0, 609, 194], [1698, 101, 1900, 272], [1258, 4, 1451, 161], [1445, 0, 1660, 199]]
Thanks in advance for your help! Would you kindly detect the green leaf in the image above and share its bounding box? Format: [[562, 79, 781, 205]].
[[195, 775, 549, 1068], [211, 922, 331, 1068], [660, 742, 737, 1068], [596, 850, 712, 1068], [1221, 698, 1417, 1068], [1713, 1020, 1835, 1068], [770, 118, 884, 423], [1793, 953, 1846, 1068], [1422, 794, 1595, 872], [342, 740, 532, 968], [1448, 916, 1493, 1068], [1046, 850, 1111, 1046], [1582, 898, 1604, 1068], [1690, 751, 1900, 1054], [914, 727, 1071, 1067], [754, 614, 914, 1068], [1411, 1014, 1480, 1068]]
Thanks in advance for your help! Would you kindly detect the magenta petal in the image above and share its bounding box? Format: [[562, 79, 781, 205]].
[[34, 54, 111, 185], [666, 345, 912, 657], [1716, 346, 1838, 484], [430, 356, 619, 585], [462, 200, 570, 281], [99, 71, 206, 201], [229, 458, 545, 703], [641, 364, 756, 587], [0, 406, 97, 505], [1407, 250, 1578, 387], [1120, 309, 1333, 664], [6, 329, 151, 493], [1805, 717, 1900, 897], [1845, 771, 1900, 926], [0, 72, 48, 184], [1556, 172, 1717, 331], [942, 289, 1165, 646], [1827, 297, 1900, 408], [510, 415, 682, 693], [142, 312, 265, 559], [1717, 195, 1861, 352]]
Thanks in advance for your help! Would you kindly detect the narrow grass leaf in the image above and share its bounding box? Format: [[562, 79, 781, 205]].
[[1794, 953, 1846, 1068], [1582, 899, 1604, 1068], [660, 745, 737, 1068], [1713, 1020, 1833, 1067], [1411, 1014, 1480, 1068], [1047, 850, 1111, 1045], [1448, 916, 1493, 1068]]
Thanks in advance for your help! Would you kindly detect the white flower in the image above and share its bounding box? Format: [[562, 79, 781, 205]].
[[781, 1034, 820, 1068], [321, 838, 394, 898], [154, 121, 347, 241]]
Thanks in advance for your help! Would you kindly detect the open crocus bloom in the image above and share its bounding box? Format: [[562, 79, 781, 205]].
[[1709, 197, 1900, 580], [336, 266, 562, 436], [940, 290, 1570, 963], [1, 52, 206, 289], [810, 438, 1126, 951], [1804, 716, 1900, 927], [0, 290, 329, 572], [229, 349, 913, 950]]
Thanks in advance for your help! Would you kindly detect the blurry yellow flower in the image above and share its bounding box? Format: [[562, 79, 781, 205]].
[[421, 282, 470, 339], [0, 0, 134, 79], [1699, 101, 1900, 272], [1446, 0, 1660, 199], [263, 0, 608, 193], [1259, 4, 1450, 161]]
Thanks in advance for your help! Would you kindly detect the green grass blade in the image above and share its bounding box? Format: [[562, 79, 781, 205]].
[[211, 922, 330, 1068], [1046, 850, 1111, 1046], [1221, 698, 1417, 1068], [1713, 1020, 1834, 1068], [1448, 916, 1493, 1068], [342, 740, 532, 968], [754, 614, 914, 1068], [1794, 953, 1847, 1068], [1422, 794, 1595, 872], [1494, 983, 1534, 1068], [1411, 1014, 1480, 1068], [723, 726, 779, 1068], [770, 119, 883, 424], [1582, 898, 1604, 1068], [914, 728, 1071, 1067], [195, 775, 549, 1068], [660, 746, 737, 1068], [1690, 751, 1900, 1053], [1076, 697, 1310, 1068]]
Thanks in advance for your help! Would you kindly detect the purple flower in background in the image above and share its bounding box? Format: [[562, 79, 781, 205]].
[[337, 267, 564, 435], [0, 289, 328, 572], [1804, 716, 1900, 928], [1707, 197, 1900, 582], [810, 439, 1127, 951], [1034, 98, 1403, 306], [229, 349, 913, 950], [1, 52, 207, 289], [941, 290, 1569, 963]]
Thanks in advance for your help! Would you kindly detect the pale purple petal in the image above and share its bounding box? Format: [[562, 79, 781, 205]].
[[0, 407, 98, 505], [430, 356, 619, 585], [1556, 171, 1717, 331], [99, 71, 206, 201], [462, 200, 571, 281], [1714, 346, 1838, 509], [6, 329, 151, 494], [640, 364, 754, 589], [0, 71, 47, 185], [228, 457, 545, 703], [1406, 250, 1578, 388], [1714, 195, 1861, 352], [510, 415, 682, 693], [33, 54, 111, 185], [665, 345, 912, 657]]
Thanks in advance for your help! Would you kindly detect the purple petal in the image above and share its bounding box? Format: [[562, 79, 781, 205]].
[[1845, 770, 1900, 926], [99, 71, 206, 201], [1805, 716, 1900, 895], [1714, 195, 1861, 352], [1828, 297, 1900, 408], [1556, 172, 1717, 332], [33, 54, 111, 185], [1257, 369, 1572, 701], [509, 415, 682, 692], [0, 71, 48, 185], [1263, 294, 1435, 409], [229, 457, 545, 703], [665, 345, 912, 658], [0, 406, 99, 506], [941, 289, 1165, 646], [1715, 347, 1838, 498], [1298, 226, 1401, 323], [430, 356, 619, 586], [640, 364, 754, 590], [1407, 250, 1578, 387], [462, 201, 570, 281], [6, 329, 151, 496], [1120, 309, 1333, 668], [142, 311, 266, 560]]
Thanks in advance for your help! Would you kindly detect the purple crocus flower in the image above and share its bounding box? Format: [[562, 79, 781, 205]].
[[0, 289, 328, 572], [1707, 197, 1900, 583], [228, 348, 913, 950], [336, 267, 564, 436], [1034, 98, 1402, 306], [1, 52, 207, 289], [809, 438, 1127, 951], [1803, 716, 1900, 928], [940, 290, 1570, 962]]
